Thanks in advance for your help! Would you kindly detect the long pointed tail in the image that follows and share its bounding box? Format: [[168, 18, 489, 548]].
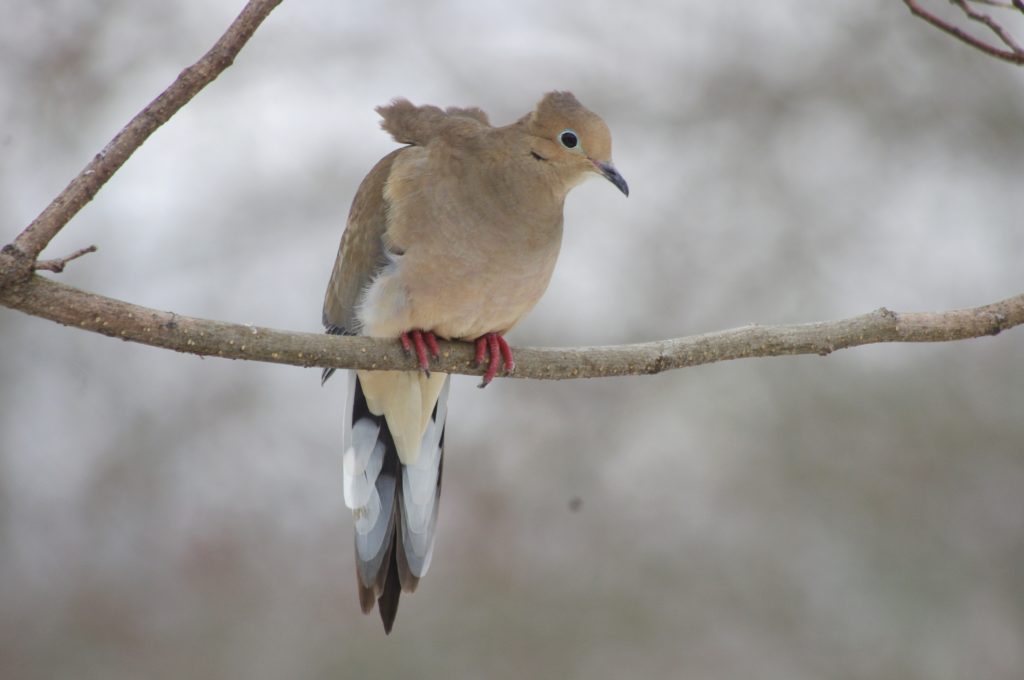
[[342, 373, 448, 633]]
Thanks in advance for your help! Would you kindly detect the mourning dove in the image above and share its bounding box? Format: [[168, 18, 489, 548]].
[[322, 91, 627, 633]]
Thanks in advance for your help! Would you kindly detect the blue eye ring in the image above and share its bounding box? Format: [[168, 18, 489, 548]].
[[558, 129, 579, 150]]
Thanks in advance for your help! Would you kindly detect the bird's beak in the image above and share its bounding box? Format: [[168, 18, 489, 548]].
[[593, 160, 629, 197]]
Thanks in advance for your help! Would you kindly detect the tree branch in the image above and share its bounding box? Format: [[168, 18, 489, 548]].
[[904, 0, 1024, 64], [0, 0, 284, 290], [954, 0, 1024, 53], [2, 1, 1021, 384], [2, 275, 1020, 380]]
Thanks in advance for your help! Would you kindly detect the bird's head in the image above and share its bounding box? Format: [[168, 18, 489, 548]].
[[524, 91, 629, 197]]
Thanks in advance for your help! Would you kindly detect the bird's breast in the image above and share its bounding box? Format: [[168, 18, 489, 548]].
[[398, 216, 563, 340], [361, 149, 568, 340]]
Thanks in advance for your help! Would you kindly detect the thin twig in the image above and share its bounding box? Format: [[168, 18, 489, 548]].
[[955, 0, 1024, 52], [969, 0, 1015, 9], [903, 0, 1024, 64], [33, 245, 98, 273], [1, 276, 1020, 381], [0, 0, 284, 290]]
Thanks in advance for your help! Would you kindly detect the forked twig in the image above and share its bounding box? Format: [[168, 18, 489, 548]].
[[903, 0, 1024, 64]]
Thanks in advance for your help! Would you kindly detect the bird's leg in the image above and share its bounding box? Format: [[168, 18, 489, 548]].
[[399, 329, 441, 375], [474, 332, 515, 388]]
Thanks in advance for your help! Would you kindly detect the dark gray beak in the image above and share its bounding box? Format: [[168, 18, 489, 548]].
[[595, 160, 629, 196]]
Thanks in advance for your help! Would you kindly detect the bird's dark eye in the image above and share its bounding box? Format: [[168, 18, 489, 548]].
[[559, 129, 579, 149]]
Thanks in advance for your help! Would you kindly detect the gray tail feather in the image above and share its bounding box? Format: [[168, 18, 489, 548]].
[[345, 374, 447, 634]]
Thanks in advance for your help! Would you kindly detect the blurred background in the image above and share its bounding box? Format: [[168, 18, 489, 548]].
[[2, 1, 1023, 678]]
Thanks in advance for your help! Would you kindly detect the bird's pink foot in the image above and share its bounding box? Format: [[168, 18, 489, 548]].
[[474, 333, 515, 388], [399, 329, 441, 375]]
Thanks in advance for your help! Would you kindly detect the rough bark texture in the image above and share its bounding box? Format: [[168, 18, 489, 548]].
[[3, 275, 1020, 380]]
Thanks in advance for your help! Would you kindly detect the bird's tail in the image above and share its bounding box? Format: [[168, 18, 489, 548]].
[[342, 372, 449, 633]]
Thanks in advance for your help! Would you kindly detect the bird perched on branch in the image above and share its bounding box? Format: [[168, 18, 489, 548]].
[[322, 91, 628, 633]]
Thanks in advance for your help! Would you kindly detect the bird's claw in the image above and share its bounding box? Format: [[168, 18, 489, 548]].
[[474, 333, 515, 388], [400, 329, 441, 376]]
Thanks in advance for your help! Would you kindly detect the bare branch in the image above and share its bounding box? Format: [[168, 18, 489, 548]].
[[1, 275, 1020, 381], [969, 0, 1015, 9], [955, 0, 1024, 52], [33, 245, 98, 273], [2, 1, 1021, 386], [904, 0, 1024, 64], [0, 0, 283, 290]]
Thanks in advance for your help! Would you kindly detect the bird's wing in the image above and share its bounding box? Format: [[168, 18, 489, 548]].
[[322, 148, 404, 337]]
